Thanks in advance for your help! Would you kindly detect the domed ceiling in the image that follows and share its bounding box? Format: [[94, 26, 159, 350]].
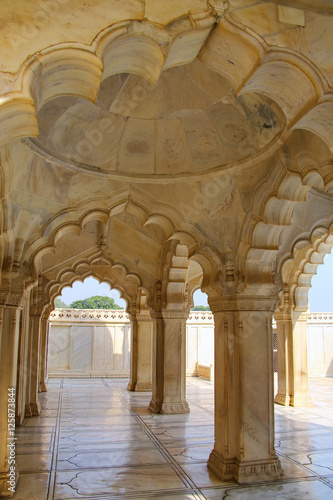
[[30, 58, 285, 180]]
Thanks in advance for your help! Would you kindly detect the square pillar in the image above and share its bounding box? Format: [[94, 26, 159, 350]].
[[275, 311, 312, 407], [15, 302, 29, 426], [128, 314, 153, 392], [38, 318, 48, 393], [25, 315, 41, 417], [149, 311, 189, 414], [208, 300, 282, 484], [0, 305, 20, 497], [127, 315, 138, 391]]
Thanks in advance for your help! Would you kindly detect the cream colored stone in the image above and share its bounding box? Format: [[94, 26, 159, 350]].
[[278, 6, 305, 26], [0, 1, 333, 494]]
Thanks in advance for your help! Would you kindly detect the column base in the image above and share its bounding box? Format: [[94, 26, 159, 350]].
[[39, 382, 47, 393], [135, 382, 152, 392], [0, 470, 19, 498], [148, 399, 190, 414], [275, 392, 313, 407], [25, 404, 32, 418], [127, 381, 152, 392], [148, 399, 161, 413], [127, 381, 136, 391], [274, 393, 290, 406], [208, 449, 282, 484], [31, 402, 41, 416]]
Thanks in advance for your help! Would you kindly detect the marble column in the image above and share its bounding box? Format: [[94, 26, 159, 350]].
[[275, 310, 312, 407], [0, 305, 20, 496], [24, 313, 33, 418], [25, 315, 41, 417], [38, 318, 48, 393], [15, 301, 29, 426], [127, 312, 153, 392], [208, 300, 282, 484], [149, 311, 189, 414]]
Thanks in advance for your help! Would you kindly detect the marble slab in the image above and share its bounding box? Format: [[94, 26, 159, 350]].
[[200, 479, 333, 499]]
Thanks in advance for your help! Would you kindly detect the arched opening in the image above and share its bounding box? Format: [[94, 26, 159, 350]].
[[54, 276, 127, 310], [2, 3, 333, 497], [307, 249, 333, 378], [188, 289, 214, 380], [47, 277, 129, 379], [308, 249, 333, 312], [275, 232, 333, 407]]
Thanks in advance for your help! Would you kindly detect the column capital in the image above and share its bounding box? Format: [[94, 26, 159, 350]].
[[129, 311, 152, 323], [150, 310, 189, 320], [274, 310, 308, 323], [209, 296, 278, 314], [0, 289, 23, 307]]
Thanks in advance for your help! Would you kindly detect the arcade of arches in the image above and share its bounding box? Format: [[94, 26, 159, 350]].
[[1, 0, 333, 494]]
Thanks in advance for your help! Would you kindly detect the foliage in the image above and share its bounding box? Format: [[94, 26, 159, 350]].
[[191, 305, 210, 311], [70, 295, 123, 309], [54, 298, 69, 308]]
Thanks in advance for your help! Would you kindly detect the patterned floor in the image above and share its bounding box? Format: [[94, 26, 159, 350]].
[[12, 377, 333, 499]]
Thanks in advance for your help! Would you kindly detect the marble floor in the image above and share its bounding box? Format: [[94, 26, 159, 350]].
[[11, 377, 333, 500]]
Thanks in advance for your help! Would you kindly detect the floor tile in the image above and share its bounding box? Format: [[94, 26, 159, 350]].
[[56, 448, 169, 470], [54, 465, 188, 498], [13, 473, 49, 500], [11, 377, 333, 499], [181, 463, 231, 488], [200, 479, 333, 499]]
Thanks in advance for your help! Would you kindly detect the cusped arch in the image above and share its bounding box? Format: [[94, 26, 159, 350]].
[[243, 148, 333, 294], [47, 255, 143, 313], [0, 14, 216, 148], [1, 11, 332, 182], [281, 224, 333, 310]]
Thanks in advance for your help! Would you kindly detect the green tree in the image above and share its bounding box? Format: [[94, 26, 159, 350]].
[[70, 295, 123, 309], [191, 305, 210, 311], [54, 298, 69, 308]]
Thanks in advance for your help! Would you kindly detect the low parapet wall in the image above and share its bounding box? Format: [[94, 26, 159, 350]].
[[48, 309, 333, 378], [47, 309, 215, 378]]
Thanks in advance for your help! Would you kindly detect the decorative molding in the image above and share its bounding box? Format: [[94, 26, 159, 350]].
[[208, 449, 282, 484], [160, 401, 190, 414], [307, 312, 333, 322], [30, 402, 41, 416], [49, 308, 130, 323], [135, 382, 153, 392]]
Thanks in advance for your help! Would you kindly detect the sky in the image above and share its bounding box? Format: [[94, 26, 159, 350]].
[[57, 251, 333, 311]]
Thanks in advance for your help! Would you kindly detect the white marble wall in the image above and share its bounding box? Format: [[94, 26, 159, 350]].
[[48, 309, 214, 378], [307, 313, 333, 377], [48, 310, 333, 378], [48, 310, 131, 377]]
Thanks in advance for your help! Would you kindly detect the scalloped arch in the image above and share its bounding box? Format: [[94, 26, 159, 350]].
[[1, 13, 332, 158], [47, 255, 143, 312], [244, 142, 333, 293], [281, 224, 333, 310]]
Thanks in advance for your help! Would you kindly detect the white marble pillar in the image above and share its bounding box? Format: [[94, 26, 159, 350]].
[[24, 313, 33, 418], [15, 302, 29, 426], [0, 305, 20, 496], [127, 314, 138, 391], [128, 313, 153, 392], [26, 315, 41, 416], [275, 311, 312, 407], [208, 300, 282, 484], [38, 318, 48, 393], [149, 311, 189, 414]]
